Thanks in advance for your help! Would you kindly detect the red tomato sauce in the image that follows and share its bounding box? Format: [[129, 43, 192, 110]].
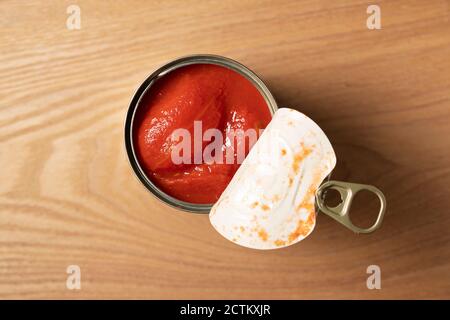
[[133, 64, 272, 204]]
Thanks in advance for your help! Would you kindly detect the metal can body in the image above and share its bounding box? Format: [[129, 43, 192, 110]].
[[124, 54, 278, 213]]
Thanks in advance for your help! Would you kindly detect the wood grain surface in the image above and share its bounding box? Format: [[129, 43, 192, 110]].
[[1, 0, 449, 299]]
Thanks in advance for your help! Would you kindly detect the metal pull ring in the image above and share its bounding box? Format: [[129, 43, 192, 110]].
[[316, 180, 386, 234]]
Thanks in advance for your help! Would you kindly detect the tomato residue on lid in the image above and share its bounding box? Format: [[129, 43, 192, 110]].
[[133, 64, 272, 204]]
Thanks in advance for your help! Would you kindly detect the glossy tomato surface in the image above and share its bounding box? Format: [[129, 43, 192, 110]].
[[133, 64, 272, 204]]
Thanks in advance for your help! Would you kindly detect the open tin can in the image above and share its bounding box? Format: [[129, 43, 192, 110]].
[[125, 55, 277, 212], [125, 54, 386, 235]]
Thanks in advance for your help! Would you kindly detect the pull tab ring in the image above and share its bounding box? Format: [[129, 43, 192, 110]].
[[316, 180, 386, 234]]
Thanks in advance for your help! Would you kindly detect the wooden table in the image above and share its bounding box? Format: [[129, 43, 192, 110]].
[[1, 0, 449, 299]]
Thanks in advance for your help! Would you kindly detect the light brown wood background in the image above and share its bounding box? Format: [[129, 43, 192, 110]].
[[0, 0, 449, 299]]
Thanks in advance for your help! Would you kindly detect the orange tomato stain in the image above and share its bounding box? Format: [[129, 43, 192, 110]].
[[288, 214, 315, 243], [258, 229, 268, 241], [296, 202, 315, 213], [307, 212, 315, 225], [291, 144, 312, 174], [288, 177, 294, 187], [295, 183, 319, 212]]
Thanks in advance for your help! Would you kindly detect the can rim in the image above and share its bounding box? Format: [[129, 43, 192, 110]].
[[124, 54, 278, 213]]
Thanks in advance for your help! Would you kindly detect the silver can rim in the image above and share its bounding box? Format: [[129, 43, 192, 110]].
[[124, 54, 278, 213]]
